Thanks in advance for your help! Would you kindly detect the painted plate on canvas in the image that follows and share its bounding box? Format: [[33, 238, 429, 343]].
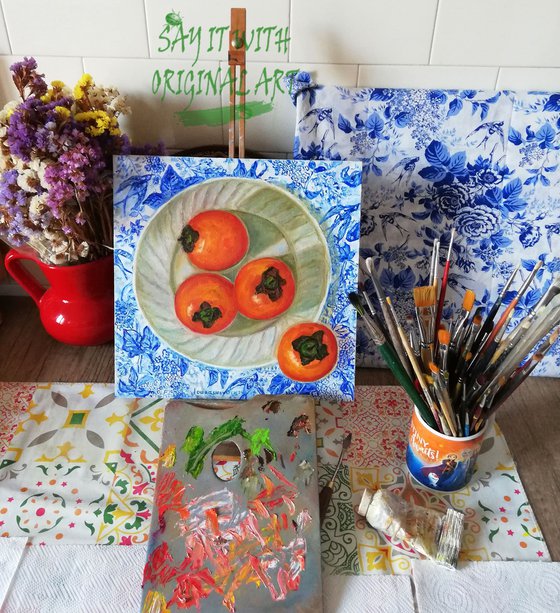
[[134, 177, 330, 368]]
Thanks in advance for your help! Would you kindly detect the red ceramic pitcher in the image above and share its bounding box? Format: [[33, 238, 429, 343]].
[[5, 248, 114, 345]]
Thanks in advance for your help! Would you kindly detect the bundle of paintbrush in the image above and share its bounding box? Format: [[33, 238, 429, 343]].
[[350, 234, 560, 439]]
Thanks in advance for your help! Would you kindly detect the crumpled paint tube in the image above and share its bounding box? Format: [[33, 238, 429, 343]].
[[357, 488, 464, 569]]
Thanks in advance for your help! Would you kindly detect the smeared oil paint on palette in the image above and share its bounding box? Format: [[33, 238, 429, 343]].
[[141, 395, 323, 613], [113, 156, 361, 401]]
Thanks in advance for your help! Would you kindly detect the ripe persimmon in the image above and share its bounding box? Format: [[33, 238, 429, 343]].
[[178, 210, 249, 271], [234, 257, 296, 320], [174, 273, 237, 334], [277, 322, 338, 382]]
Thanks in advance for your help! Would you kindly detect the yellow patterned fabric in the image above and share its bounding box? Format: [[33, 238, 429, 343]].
[[0, 383, 549, 572]]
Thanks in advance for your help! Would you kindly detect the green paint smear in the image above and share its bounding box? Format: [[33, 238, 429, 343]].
[[176, 100, 274, 127], [182, 417, 276, 479], [248, 428, 276, 459]]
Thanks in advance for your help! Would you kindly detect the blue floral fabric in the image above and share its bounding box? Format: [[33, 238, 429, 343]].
[[290, 73, 560, 375]]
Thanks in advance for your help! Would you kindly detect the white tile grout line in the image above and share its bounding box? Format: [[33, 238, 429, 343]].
[[142, 0, 151, 58], [288, 0, 293, 63], [495, 67, 501, 90], [0, 0, 12, 56], [428, 0, 441, 65]]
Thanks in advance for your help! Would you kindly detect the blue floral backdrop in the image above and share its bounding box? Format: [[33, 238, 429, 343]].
[[289, 73, 560, 376]]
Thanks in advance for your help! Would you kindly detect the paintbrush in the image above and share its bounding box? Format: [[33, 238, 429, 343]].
[[428, 362, 458, 436], [365, 258, 413, 377], [470, 265, 520, 357], [475, 303, 560, 405], [429, 238, 440, 288], [468, 310, 514, 382], [434, 228, 455, 346], [386, 296, 443, 431], [452, 350, 473, 406], [477, 261, 543, 359], [492, 278, 560, 366], [488, 329, 559, 419], [319, 432, 352, 525], [359, 286, 391, 343], [454, 314, 482, 378], [407, 315, 421, 358], [425, 375, 450, 435], [437, 328, 451, 383], [349, 293, 438, 429], [448, 290, 476, 376], [413, 285, 437, 370]]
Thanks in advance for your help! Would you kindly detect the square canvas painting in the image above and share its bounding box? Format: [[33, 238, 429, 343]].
[[141, 394, 322, 613], [114, 156, 361, 400]]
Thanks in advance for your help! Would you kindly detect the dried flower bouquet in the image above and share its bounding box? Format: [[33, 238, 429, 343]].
[[0, 57, 152, 264]]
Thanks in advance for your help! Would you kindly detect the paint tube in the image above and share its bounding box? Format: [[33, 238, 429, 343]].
[[357, 488, 464, 569]]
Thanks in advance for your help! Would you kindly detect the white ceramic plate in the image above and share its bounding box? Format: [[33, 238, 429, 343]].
[[134, 177, 330, 368]]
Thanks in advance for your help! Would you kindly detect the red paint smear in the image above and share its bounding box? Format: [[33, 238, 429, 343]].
[[153, 477, 309, 609], [168, 568, 217, 610], [155, 473, 189, 521], [268, 465, 296, 488], [248, 499, 270, 518], [143, 542, 177, 587]]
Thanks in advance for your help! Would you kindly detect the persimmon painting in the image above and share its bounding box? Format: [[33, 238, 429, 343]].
[[113, 156, 361, 400]]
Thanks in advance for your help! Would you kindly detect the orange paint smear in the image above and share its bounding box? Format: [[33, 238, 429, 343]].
[[205, 508, 220, 536]]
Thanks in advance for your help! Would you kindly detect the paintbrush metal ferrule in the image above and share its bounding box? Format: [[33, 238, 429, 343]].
[[429, 239, 440, 287], [414, 286, 437, 369], [434, 229, 456, 345], [437, 329, 451, 375], [463, 313, 482, 357]]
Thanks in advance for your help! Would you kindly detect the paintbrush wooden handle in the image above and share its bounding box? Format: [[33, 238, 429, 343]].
[[319, 483, 333, 525], [480, 298, 517, 354]]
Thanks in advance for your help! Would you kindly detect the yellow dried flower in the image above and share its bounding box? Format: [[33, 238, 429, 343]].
[[54, 106, 71, 119], [75, 109, 120, 136], [51, 80, 65, 89], [74, 73, 93, 100]]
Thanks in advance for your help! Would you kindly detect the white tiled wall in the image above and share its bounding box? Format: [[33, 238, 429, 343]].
[[0, 0, 558, 298], [0, 0, 558, 157]]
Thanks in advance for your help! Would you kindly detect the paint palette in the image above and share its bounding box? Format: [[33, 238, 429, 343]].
[[141, 395, 323, 613]]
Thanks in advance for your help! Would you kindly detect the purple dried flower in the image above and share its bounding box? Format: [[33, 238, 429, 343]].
[[10, 56, 47, 99], [0, 57, 164, 264]]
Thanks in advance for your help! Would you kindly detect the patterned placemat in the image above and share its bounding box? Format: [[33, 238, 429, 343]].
[[0, 383, 549, 573], [317, 387, 549, 574]]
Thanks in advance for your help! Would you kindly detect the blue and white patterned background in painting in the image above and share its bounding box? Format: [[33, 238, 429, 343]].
[[113, 156, 361, 400], [289, 73, 560, 376]]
